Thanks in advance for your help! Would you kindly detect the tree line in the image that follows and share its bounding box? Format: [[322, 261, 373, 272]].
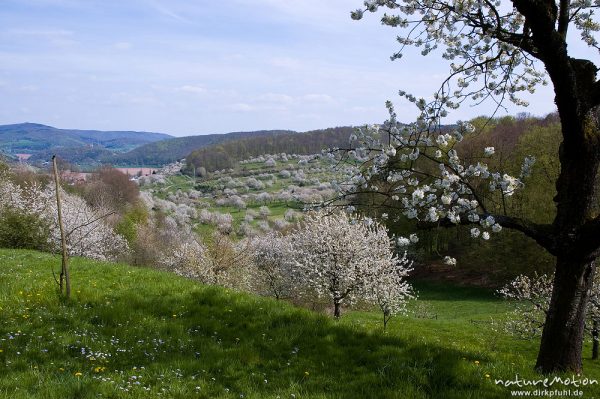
[[184, 127, 355, 173]]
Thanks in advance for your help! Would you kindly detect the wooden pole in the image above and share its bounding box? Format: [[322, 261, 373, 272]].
[[52, 156, 70, 299]]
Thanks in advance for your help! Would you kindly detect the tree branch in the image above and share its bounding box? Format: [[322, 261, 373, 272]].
[[418, 213, 556, 254], [65, 210, 115, 239], [557, 0, 571, 39]]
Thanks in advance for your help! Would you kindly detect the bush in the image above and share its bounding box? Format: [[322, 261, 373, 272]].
[[82, 166, 140, 211], [0, 208, 50, 251], [115, 204, 149, 244]]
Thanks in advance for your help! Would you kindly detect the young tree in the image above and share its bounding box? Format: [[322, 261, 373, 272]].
[[498, 273, 555, 338], [259, 205, 271, 219], [159, 240, 206, 279], [160, 230, 252, 289], [249, 232, 295, 300], [352, 0, 600, 372], [47, 191, 128, 261], [367, 251, 414, 330], [499, 273, 600, 360], [53, 155, 70, 298], [291, 211, 412, 318]]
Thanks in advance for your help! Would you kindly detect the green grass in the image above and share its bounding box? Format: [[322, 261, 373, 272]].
[[161, 175, 196, 194], [1, 249, 598, 398]]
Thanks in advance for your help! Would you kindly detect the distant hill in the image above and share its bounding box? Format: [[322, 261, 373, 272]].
[[185, 126, 355, 172], [107, 130, 295, 166], [0, 123, 172, 163], [30, 146, 116, 167], [0, 123, 354, 169]]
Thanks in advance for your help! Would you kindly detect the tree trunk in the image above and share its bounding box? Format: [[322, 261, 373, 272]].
[[535, 51, 600, 370], [593, 320, 599, 360], [333, 300, 341, 318], [383, 312, 390, 331], [536, 256, 596, 373]]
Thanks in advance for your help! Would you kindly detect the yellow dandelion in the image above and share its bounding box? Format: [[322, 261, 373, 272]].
[[485, 374, 490, 378], [474, 361, 480, 365], [74, 372, 82, 377], [304, 371, 309, 376], [59, 368, 64, 371]]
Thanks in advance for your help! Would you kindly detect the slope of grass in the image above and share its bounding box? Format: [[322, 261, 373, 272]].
[[0, 249, 598, 398]]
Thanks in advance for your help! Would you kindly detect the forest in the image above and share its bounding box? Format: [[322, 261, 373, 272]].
[[184, 127, 355, 172]]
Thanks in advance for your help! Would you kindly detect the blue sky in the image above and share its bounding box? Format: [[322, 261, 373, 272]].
[[0, 0, 556, 137]]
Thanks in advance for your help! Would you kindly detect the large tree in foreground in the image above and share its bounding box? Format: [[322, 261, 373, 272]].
[[351, 0, 600, 373]]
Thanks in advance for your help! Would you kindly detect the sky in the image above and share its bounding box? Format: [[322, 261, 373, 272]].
[[0, 0, 558, 137]]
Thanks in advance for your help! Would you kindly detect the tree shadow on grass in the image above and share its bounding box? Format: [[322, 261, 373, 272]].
[[1, 278, 507, 399], [126, 286, 505, 398]]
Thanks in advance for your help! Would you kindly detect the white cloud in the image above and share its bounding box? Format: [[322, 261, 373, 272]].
[[148, 1, 189, 23], [228, 101, 289, 113], [11, 0, 83, 7], [258, 93, 294, 104], [4, 28, 78, 47], [268, 57, 302, 69], [113, 42, 132, 50], [230, 103, 255, 112], [20, 85, 38, 92], [6, 28, 73, 37], [178, 85, 206, 94], [301, 94, 335, 104], [233, 0, 353, 29]]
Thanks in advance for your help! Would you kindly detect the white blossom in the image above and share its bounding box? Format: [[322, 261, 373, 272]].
[[291, 211, 413, 318], [443, 256, 456, 266], [397, 237, 411, 246], [484, 147, 495, 156]]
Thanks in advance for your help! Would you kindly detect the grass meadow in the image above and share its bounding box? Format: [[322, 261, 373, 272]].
[[0, 249, 599, 398]]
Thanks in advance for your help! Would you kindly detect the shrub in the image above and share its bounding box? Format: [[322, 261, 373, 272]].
[[0, 207, 50, 251], [115, 204, 149, 244]]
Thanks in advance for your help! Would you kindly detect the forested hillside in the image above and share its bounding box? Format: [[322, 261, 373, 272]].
[[5, 123, 296, 167], [108, 129, 294, 167], [0, 123, 171, 156], [185, 126, 354, 172]]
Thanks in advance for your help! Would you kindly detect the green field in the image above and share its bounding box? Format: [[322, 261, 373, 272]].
[[0, 249, 598, 398]]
